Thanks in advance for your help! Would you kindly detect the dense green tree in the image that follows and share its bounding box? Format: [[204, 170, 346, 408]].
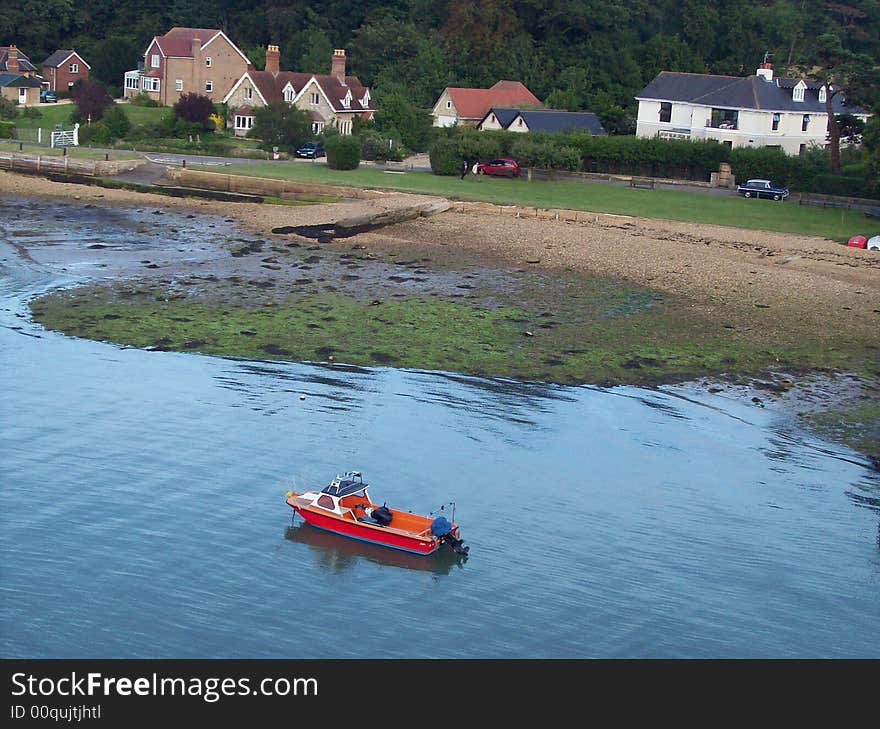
[[372, 83, 433, 152], [249, 102, 312, 152]]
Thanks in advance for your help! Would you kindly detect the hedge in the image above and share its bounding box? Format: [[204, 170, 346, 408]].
[[325, 134, 361, 170], [0, 121, 14, 139]]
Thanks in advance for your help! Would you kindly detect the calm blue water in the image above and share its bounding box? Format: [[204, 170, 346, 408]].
[[1, 198, 878, 658]]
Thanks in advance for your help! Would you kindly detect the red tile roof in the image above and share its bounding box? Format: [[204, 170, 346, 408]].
[[247, 70, 373, 112], [447, 80, 542, 120], [154, 28, 226, 58]]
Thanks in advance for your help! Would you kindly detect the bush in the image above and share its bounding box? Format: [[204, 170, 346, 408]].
[[360, 131, 404, 162], [811, 174, 878, 199], [0, 121, 15, 139], [102, 104, 131, 140], [19, 106, 41, 119], [173, 93, 214, 128], [130, 93, 159, 107], [429, 137, 463, 175], [0, 97, 19, 120], [78, 121, 112, 146], [325, 134, 361, 170]]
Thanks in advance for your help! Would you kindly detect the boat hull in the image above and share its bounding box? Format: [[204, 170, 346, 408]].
[[292, 505, 439, 555]]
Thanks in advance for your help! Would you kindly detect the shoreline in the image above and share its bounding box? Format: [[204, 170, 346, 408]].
[[3, 169, 879, 464]]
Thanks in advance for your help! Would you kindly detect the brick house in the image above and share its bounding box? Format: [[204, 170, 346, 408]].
[[223, 47, 374, 136], [123, 27, 250, 105], [41, 50, 90, 92], [431, 81, 543, 127], [0, 45, 40, 77]]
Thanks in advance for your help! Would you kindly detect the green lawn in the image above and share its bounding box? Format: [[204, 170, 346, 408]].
[[0, 138, 139, 160], [13, 102, 166, 130], [198, 162, 873, 242]]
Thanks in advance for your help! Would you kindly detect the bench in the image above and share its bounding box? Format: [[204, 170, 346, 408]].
[[630, 176, 656, 189]]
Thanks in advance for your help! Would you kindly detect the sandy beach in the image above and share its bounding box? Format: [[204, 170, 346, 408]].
[[3, 168, 878, 347]]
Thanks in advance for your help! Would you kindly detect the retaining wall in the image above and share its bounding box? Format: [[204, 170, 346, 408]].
[[0, 152, 147, 176], [167, 168, 390, 200]]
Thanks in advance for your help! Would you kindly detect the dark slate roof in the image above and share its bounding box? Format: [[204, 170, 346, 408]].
[[0, 47, 37, 73], [517, 109, 607, 134], [42, 49, 89, 68], [636, 71, 863, 114], [482, 107, 520, 127], [0, 72, 41, 87]]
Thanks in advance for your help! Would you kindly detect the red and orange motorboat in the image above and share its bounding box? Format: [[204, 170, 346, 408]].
[[286, 472, 468, 556]]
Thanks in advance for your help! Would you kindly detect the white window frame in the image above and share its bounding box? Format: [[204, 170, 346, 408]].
[[175, 79, 183, 92], [234, 115, 253, 130], [142, 77, 160, 92], [445, 100, 451, 109], [311, 121, 324, 134], [151, 54, 160, 68], [125, 75, 139, 90], [245, 87, 252, 99], [818, 86, 827, 104], [284, 88, 294, 103], [205, 57, 212, 67], [310, 92, 319, 105], [205, 80, 213, 93], [19, 87, 27, 103], [793, 83, 805, 102], [69, 63, 78, 74]]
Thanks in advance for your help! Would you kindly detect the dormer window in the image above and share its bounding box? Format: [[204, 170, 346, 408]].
[[283, 87, 294, 103], [818, 86, 827, 104], [361, 91, 370, 106], [342, 91, 351, 108], [793, 81, 806, 102]]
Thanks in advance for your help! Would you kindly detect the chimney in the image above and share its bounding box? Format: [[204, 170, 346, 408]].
[[332, 49, 346, 85], [756, 62, 773, 82], [265, 44, 280, 76], [7, 45, 19, 74], [191, 35, 201, 62]]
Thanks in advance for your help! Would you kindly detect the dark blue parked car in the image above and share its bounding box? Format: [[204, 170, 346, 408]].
[[295, 141, 325, 159], [736, 178, 789, 201]]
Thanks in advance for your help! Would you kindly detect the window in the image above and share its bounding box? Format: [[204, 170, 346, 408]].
[[772, 113, 780, 131], [338, 119, 351, 134], [205, 80, 213, 93], [311, 121, 323, 134], [283, 88, 294, 103], [818, 86, 827, 104], [69, 63, 78, 74], [150, 54, 159, 68], [445, 100, 451, 109], [799, 144, 806, 155], [205, 57, 212, 67], [142, 77, 159, 92], [316, 495, 335, 510], [793, 83, 805, 102], [125, 75, 139, 90], [802, 114, 810, 132], [245, 87, 252, 99], [234, 115, 253, 130], [175, 79, 183, 92], [659, 102, 672, 123], [310, 92, 319, 105]]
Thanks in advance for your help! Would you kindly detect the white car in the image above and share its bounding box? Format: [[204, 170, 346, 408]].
[[867, 235, 880, 251]]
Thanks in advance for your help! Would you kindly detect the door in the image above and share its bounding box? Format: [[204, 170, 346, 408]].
[[19, 87, 27, 104]]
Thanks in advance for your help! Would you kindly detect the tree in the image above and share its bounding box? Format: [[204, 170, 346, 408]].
[[812, 33, 879, 175], [86, 36, 141, 93], [173, 93, 214, 129], [249, 103, 312, 153], [70, 81, 113, 122], [372, 84, 433, 152], [101, 103, 130, 139], [863, 105, 880, 193]]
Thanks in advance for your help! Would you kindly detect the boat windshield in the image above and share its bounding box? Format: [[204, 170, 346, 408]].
[[321, 471, 368, 498]]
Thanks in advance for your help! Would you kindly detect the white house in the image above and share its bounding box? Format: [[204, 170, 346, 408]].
[[635, 63, 870, 155]]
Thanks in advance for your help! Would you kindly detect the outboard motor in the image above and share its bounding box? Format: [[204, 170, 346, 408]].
[[366, 504, 393, 526], [430, 516, 469, 555]]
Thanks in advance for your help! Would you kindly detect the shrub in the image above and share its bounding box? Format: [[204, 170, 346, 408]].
[[78, 121, 112, 146], [0, 121, 15, 139], [325, 134, 361, 170], [19, 106, 41, 119], [360, 131, 404, 162], [102, 104, 131, 140], [429, 137, 462, 175], [0, 97, 18, 120], [70, 81, 113, 122], [130, 93, 159, 107], [173, 93, 214, 128], [811, 174, 878, 199]]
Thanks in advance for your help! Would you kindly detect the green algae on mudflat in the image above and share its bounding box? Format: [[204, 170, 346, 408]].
[[27, 282, 874, 388]]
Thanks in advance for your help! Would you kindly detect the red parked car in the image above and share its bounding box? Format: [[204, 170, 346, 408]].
[[476, 158, 521, 177]]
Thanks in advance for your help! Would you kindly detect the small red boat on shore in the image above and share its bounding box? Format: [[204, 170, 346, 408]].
[[286, 472, 468, 556]]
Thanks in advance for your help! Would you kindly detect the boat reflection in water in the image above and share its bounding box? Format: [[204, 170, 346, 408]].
[[284, 523, 468, 576]]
